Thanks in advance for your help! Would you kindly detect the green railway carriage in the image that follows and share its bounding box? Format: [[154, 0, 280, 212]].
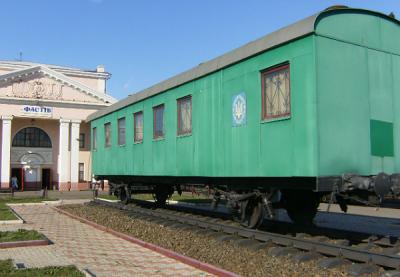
[[88, 7, 400, 228]]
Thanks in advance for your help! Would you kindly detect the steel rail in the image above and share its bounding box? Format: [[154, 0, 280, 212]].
[[93, 199, 400, 269], [109, 198, 398, 245]]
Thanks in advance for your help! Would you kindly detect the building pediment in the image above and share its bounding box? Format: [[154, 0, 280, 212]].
[[0, 65, 116, 104], [8, 74, 65, 101]]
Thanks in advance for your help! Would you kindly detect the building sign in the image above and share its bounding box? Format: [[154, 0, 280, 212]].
[[22, 105, 53, 117], [232, 92, 247, 126]]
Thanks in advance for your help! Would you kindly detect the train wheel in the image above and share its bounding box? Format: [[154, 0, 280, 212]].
[[119, 186, 131, 205], [240, 197, 265, 229], [119, 188, 127, 203], [154, 192, 168, 206], [154, 185, 173, 206], [282, 190, 319, 225]]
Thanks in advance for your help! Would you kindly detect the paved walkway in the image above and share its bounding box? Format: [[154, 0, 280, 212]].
[[0, 204, 211, 277]]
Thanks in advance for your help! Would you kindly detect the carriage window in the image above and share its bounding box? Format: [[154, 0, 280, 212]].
[[153, 104, 165, 139], [261, 64, 290, 120], [92, 127, 97, 150], [134, 111, 143, 143], [118, 117, 126, 146], [104, 123, 111, 147], [177, 95, 192, 135], [12, 127, 52, 148]]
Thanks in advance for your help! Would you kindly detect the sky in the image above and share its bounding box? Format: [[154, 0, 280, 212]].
[[0, 0, 399, 100]]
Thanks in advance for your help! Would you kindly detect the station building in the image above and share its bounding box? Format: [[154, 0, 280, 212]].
[[0, 61, 116, 191]]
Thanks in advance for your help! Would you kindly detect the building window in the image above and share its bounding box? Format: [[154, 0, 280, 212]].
[[177, 95, 192, 135], [118, 117, 126, 146], [153, 104, 165, 139], [134, 111, 143, 143], [79, 133, 85, 149], [79, 163, 84, 182], [104, 122, 111, 147], [261, 64, 290, 120], [92, 127, 97, 150], [12, 127, 52, 148]]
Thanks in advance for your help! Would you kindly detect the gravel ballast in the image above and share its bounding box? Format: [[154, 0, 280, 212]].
[[60, 203, 381, 277]]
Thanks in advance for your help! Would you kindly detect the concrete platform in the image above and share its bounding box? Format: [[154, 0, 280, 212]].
[[318, 203, 400, 219]]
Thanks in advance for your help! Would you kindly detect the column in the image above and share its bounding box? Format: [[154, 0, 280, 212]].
[[58, 119, 70, 191], [0, 116, 12, 188], [70, 120, 81, 190]]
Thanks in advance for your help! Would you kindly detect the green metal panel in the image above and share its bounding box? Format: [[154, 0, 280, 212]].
[[316, 11, 400, 55], [316, 36, 371, 175], [370, 120, 394, 157], [393, 55, 400, 174], [92, 10, 400, 180], [91, 36, 317, 178], [315, 11, 400, 176]]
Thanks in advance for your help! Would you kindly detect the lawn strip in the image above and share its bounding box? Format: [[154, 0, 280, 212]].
[[0, 197, 58, 204], [0, 229, 46, 243], [0, 259, 84, 277], [99, 192, 212, 203], [0, 204, 17, 220]]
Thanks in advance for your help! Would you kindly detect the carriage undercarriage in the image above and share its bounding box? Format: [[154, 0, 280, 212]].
[[100, 172, 399, 229]]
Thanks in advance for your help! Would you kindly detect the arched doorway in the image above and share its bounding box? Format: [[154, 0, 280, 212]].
[[11, 127, 53, 191]]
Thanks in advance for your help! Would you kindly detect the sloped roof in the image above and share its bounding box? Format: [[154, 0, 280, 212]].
[[87, 7, 399, 121], [0, 65, 116, 104]]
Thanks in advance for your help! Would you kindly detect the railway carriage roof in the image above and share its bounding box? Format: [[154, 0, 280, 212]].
[[87, 7, 399, 122]]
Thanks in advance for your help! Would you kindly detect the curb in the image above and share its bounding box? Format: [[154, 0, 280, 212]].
[[95, 198, 119, 203], [7, 201, 61, 207], [0, 239, 50, 249], [52, 206, 239, 277]]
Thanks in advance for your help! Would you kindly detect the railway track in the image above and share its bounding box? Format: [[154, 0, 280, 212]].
[[92, 199, 400, 275]]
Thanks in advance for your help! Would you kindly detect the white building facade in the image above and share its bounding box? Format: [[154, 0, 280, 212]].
[[0, 61, 115, 191]]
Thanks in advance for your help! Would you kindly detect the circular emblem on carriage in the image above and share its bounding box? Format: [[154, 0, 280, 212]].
[[232, 93, 246, 126]]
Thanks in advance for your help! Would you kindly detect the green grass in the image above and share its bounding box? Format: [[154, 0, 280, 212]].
[[168, 193, 212, 203], [97, 194, 118, 200], [0, 197, 58, 221], [0, 205, 17, 220], [0, 197, 57, 204], [0, 229, 46, 243], [99, 192, 212, 203], [0, 259, 84, 277]]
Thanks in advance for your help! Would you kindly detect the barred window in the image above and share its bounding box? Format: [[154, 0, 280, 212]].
[[104, 122, 111, 147], [153, 104, 165, 139], [177, 96, 192, 135], [261, 64, 290, 120], [118, 117, 126, 146], [79, 133, 85, 149], [134, 111, 143, 143], [92, 127, 97, 150]]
